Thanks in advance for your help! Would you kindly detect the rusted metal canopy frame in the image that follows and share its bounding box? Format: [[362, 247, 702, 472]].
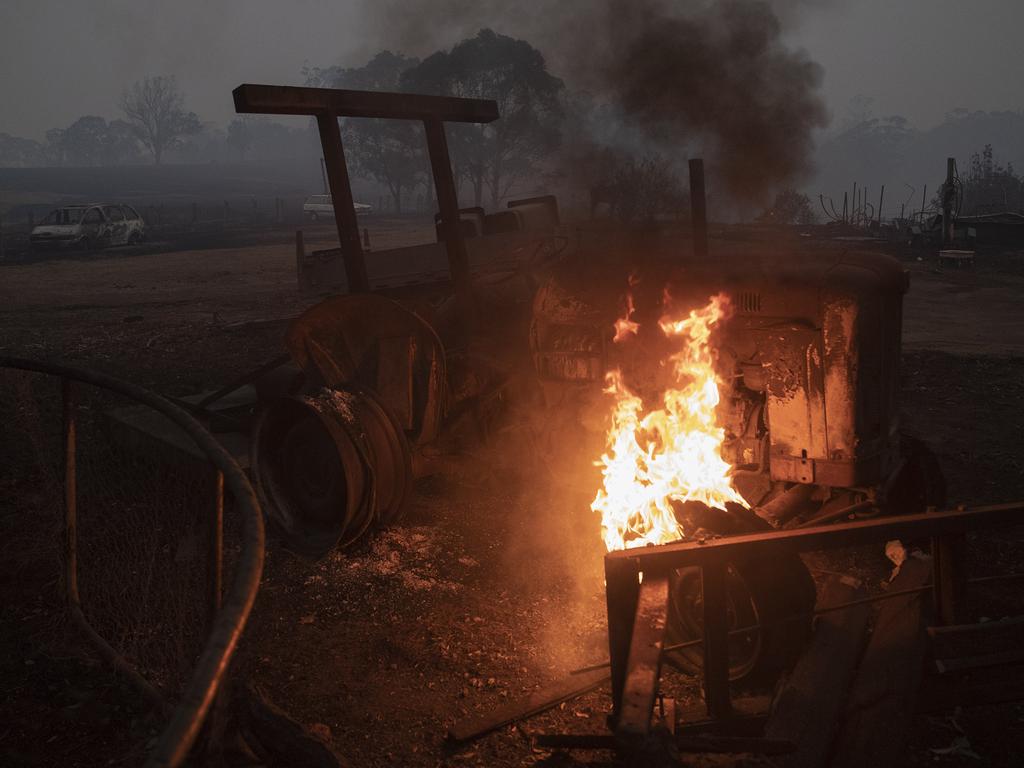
[[604, 501, 1024, 738], [0, 357, 266, 768], [232, 84, 499, 303]]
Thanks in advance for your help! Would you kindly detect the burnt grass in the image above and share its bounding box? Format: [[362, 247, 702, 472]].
[[4, 271, 1024, 765]]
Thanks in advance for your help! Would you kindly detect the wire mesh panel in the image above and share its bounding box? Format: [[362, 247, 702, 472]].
[[0, 367, 241, 764]]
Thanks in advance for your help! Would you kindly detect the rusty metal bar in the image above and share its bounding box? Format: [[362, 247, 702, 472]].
[[233, 84, 499, 123], [1, 357, 265, 768], [605, 556, 640, 725], [423, 117, 472, 314], [208, 471, 224, 627], [606, 502, 1024, 571], [60, 376, 168, 711], [616, 574, 670, 740], [701, 562, 732, 719], [316, 112, 369, 293]]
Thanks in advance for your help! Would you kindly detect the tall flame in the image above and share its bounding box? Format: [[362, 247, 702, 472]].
[[592, 293, 748, 552]]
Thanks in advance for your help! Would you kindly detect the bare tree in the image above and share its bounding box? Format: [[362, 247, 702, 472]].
[[120, 76, 200, 164]]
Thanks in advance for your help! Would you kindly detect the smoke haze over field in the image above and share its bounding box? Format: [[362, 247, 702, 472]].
[[3, 0, 1022, 139], [2, 0, 1024, 204]]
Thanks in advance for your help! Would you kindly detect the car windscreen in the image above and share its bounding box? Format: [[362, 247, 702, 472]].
[[42, 208, 86, 225]]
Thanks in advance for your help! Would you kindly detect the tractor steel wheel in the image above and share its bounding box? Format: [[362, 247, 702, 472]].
[[664, 504, 816, 683]]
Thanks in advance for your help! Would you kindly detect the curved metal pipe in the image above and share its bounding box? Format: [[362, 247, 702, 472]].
[[0, 357, 265, 768]]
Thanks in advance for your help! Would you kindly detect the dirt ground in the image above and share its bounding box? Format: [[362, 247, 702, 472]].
[[2, 228, 1024, 767]]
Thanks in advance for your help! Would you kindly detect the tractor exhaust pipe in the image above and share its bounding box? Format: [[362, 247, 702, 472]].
[[688, 158, 708, 259]]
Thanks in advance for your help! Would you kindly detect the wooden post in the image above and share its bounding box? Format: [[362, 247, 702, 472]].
[[702, 562, 732, 720], [316, 112, 369, 293], [878, 184, 885, 227], [920, 184, 927, 223], [362, 227, 370, 249], [423, 117, 471, 314], [295, 229, 305, 290], [933, 534, 968, 626]]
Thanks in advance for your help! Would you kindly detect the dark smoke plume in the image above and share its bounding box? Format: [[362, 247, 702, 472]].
[[591, 0, 827, 201], [358, 0, 827, 203]]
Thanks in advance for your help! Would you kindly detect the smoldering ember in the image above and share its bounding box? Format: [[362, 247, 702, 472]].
[[4, 3, 1024, 768]]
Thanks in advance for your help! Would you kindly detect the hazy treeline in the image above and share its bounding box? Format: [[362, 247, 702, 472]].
[[2, 23, 1023, 221], [814, 101, 1024, 220]]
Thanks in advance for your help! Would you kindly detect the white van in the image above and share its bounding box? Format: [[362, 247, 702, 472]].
[[302, 195, 373, 221]]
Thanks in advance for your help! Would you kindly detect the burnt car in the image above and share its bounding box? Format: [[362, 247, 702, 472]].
[[30, 204, 146, 251]]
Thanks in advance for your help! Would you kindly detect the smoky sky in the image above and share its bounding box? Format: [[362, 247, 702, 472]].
[[1, 0, 1022, 142]]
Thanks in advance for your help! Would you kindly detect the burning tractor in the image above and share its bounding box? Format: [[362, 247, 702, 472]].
[[529, 225, 945, 681], [218, 84, 943, 691]]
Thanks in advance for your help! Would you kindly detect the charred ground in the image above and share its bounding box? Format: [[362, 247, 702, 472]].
[[3, 225, 1024, 766]]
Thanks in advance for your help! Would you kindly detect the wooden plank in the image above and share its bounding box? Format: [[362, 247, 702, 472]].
[[765, 576, 870, 768], [702, 562, 733, 719], [830, 556, 932, 768], [447, 668, 608, 743], [233, 84, 499, 123], [617, 575, 671, 739]]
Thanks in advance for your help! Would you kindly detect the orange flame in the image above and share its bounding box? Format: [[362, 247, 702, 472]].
[[592, 293, 748, 551], [613, 292, 640, 342]]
